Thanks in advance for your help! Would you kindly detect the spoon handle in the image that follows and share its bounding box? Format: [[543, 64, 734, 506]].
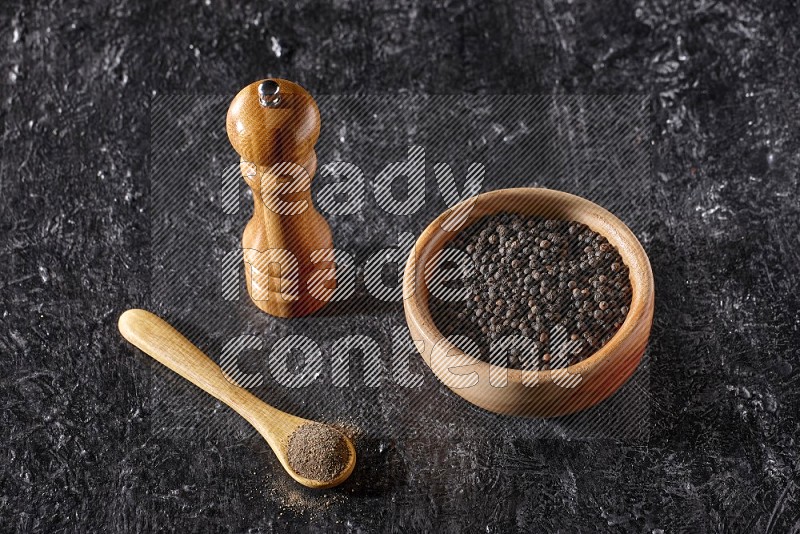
[[117, 309, 295, 434]]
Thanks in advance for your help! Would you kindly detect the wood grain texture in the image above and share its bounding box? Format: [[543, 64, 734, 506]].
[[226, 79, 335, 317], [403, 188, 655, 417], [117, 309, 356, 489]]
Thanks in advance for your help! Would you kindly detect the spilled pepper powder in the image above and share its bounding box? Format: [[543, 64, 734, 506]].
[[287, 423, 350, 482]]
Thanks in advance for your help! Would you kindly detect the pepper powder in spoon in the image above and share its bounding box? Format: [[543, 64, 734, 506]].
[[287, 423, 352, 483]]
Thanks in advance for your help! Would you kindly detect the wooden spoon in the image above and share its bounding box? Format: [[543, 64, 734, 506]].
[[117, 308, 356, 489]]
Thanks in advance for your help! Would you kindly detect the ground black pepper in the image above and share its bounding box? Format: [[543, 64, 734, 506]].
[[438, 213, 632, 370], [287, 423, 350, 482]]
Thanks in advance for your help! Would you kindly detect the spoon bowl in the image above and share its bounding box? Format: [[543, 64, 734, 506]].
[[118, 309, 356, 489]]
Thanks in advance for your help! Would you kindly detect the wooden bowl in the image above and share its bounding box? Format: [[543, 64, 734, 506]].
[[402, 188, 654, 417]]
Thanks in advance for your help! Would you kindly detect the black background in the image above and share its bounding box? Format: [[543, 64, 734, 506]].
[[147, 93, 652, 445], [1, 1, 799, 532]]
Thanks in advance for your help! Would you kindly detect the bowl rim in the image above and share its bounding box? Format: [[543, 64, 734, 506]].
[[402, 187, 654, 388]]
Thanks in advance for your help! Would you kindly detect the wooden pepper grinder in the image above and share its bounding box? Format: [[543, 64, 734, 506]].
[[226, 78, 335, 317]]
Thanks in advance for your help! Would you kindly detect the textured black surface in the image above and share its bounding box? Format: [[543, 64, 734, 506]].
[[1, 0, 799, 532]]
